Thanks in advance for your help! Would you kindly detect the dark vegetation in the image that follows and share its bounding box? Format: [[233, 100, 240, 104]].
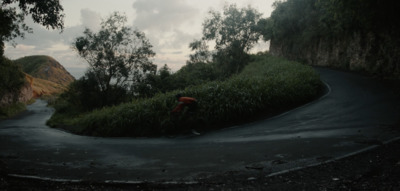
[[258, 0, 400, 78], [259, 0, 400, 47], [0, 57, 25, 101], [0, 57, 26, 119]]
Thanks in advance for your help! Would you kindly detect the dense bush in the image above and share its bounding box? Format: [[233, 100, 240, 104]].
[[0, 102, 26, 120], [54, 71, 129, 113], [48, 54, 324, 137]]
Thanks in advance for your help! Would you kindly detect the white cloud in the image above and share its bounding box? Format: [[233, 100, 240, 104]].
[[133, 0, 199, 32]]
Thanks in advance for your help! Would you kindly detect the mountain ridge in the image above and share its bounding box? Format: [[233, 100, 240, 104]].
[[14, 55, 75, 87]]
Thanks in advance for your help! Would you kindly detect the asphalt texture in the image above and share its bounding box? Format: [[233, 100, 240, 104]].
[[0, 68, 399, 185]]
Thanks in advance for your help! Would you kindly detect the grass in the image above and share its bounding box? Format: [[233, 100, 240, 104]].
[[0, 102, 27, 120], [48, 54, 324, 137]]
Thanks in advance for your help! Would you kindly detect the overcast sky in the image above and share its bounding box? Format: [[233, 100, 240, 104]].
[[4, 0, 275, 78]]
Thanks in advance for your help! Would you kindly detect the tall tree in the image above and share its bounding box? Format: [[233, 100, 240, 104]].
[[73, 12, 156, 97], [202, 4, 262, 74], [0, 0, 64, 56], [187, 39, 213, 65]]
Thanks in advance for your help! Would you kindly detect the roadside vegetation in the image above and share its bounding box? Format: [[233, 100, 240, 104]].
[[48, 53, 323, 137], [0, 102, 25, 120]]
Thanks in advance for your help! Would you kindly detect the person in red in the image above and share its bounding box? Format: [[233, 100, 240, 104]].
[[171, 94, 197, 114]]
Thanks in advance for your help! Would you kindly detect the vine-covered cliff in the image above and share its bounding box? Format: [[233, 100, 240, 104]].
[[259, 0, 400, 79], [270, 32, 400, 78]]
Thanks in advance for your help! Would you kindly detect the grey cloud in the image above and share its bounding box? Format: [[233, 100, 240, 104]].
[[131, 0, 202, 62], [9, 17, 84, 49], [133, 0, 199, 31], [165, 29, 200, 49], [159, 51, 183, 55], [80, 9, 101, 31], [11, 9, 99, 49], [4, 14, 87, 68]]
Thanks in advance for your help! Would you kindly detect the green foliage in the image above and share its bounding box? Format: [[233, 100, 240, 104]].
[[0, 0, 64, 56], [139, 62, 221, 98], [73, 12, 156, 93], [69, 12, 156, 110], [262, 0, 400, 43], [49, 54, 324, 137], [315, 0, 400, 35], [169, 62, 221, 90], [187, 39, 213, 65], [134, 62, 221, 98], [0, 101, 26, 120], [0, 56, 25, 100], [0, 56, 26, 119], [201, 4, 262, 75], [262, 0, 320, 44], [13, 55, 52, 74], [58, 70, 129, 112]]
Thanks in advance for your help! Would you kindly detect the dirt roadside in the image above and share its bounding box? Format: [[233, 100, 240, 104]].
[[1, 137, 400, 191]]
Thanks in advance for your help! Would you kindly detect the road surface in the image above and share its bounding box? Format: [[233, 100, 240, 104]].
[[0, 68, 399, 183]]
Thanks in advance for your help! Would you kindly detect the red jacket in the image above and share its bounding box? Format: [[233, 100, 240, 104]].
[[171, 97, 197, 113]]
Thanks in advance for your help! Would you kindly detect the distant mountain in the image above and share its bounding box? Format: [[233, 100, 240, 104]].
[[14, 55, 75, 87]]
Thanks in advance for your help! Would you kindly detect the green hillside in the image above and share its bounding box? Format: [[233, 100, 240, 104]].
[[14, 55, 75, 87]]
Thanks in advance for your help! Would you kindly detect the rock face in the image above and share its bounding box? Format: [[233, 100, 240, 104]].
[[0, 76, 33, 107], [270, 32, 400, 79]]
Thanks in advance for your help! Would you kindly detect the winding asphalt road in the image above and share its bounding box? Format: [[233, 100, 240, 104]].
[[0, 68, 399, 183]]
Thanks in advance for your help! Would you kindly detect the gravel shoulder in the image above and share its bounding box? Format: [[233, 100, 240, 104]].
[[1, 136, 400, 191]]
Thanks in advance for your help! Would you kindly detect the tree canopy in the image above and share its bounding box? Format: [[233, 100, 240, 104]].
[[0, 0, 64, 56], [68, 12, 156, 110], [73, 12, 156, 94], [200, 4, 262, 75]]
